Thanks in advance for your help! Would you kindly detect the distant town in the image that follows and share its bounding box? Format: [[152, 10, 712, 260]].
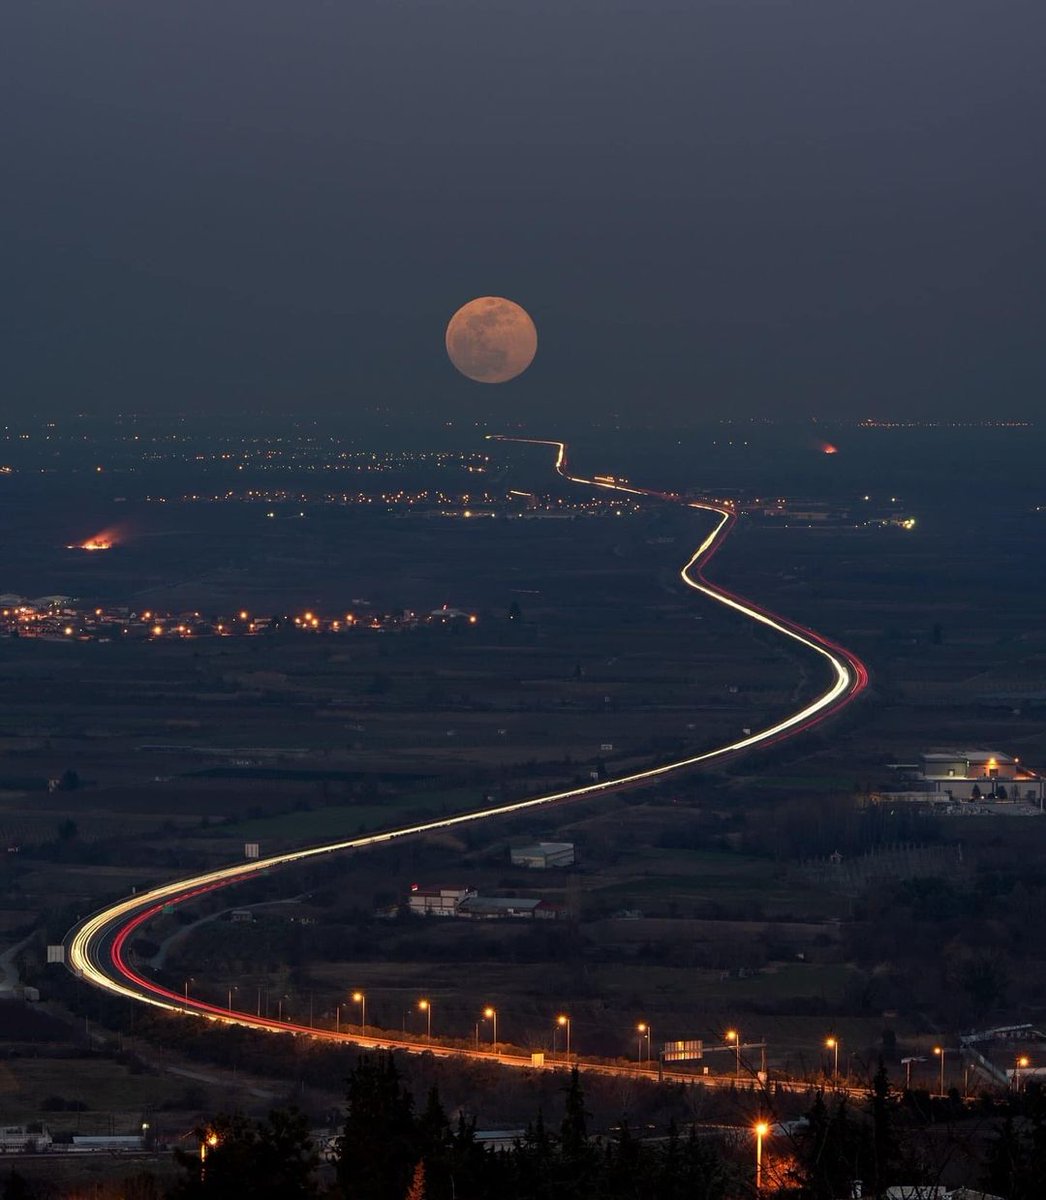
[[0, 598, 479, 641]]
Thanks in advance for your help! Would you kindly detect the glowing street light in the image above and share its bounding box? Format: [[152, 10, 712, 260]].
[[637, 1022, 651, 1067], [353, 991, 366, 1033], [1016, 1055, 1030, 1091], [418, 998, 432, 1039], [933, 1046, 946, 1097], [726, 1029, 741, 1079], [483, 1006, 498, 1052], [557, 1014, 571, 1062], [826, 1036, 840, 1081], [754, 1121, 769, 1192], [199, 1130, 220, 1183]]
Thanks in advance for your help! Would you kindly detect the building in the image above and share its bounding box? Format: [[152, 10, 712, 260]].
[[510, 841, 575, 870], [408, 885, 475, 917], [887, 749, 1045, 804], [0, 1125, 52, 1152], [458, 896, 558, 920]]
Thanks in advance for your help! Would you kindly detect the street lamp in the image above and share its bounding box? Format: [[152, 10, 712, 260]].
[[557, 1014, 571, 1062], [199, 1131, 219, 1183], [933, 1046, 946, 1097], [419, 999, 431, 1039], [826, 1036, 840, 1081], [901, 1055, 925, 1090], [1016, 1055, 1030, 1092], [637, 1022, 651, 1067], [227, 985, 238, 1012], [183, 977, 194, 1003], [483, 1006, 498, 1052], [754, 1121, 769, 1192], [353, 991, 366, 1033], [726, 1029, 741, 1079]]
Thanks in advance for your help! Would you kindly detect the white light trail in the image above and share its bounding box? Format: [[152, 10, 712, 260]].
[[67, 436, 868, 1047]]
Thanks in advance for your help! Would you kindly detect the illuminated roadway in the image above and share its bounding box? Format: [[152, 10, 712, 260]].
[[66, 437, 868, 1084]]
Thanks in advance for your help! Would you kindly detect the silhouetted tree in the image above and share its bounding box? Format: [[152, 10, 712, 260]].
[[336, 1054, 418, 1200], [170, 1108, 318, 1200]]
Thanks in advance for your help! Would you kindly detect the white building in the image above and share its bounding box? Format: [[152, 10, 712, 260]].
[[408, 885, 475, 917], [0, 1125, 52, 1152], [889, 749, 1044, 804]]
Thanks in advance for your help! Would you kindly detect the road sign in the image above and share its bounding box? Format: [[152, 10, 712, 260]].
[[663, 1039, 703, 1062]]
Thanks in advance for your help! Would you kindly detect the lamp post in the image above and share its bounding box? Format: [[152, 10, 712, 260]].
[[826, 1036, 840, 1082], [419, 999, 431, 1040], [557, 1014, 571, 1063], [335, 1004, 341, 1035], [199, 1131, 219, 1184], [726, 1029, 741, 1079], [755, 1121, 769, 1193], [183, 978, 193, 1003], [227, 985, 238, 1012], [483, 1006, 498, 1052], [1016, 1055, 1030, 1092], [353, 991, 366, 1033], [637, 1022, 651, 1068], [901, 1055, 924, 1090], [933, 1046, 946, 1097]]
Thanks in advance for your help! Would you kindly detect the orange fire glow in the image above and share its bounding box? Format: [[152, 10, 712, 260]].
[[68, 526, 121, 552], [821, 443, 839, 455]]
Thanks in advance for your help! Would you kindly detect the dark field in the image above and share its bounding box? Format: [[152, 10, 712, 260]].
[[3, 421, 1046, 1118]]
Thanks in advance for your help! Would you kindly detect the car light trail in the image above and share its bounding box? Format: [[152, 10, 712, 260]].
[[66, 437, 868, 1065]]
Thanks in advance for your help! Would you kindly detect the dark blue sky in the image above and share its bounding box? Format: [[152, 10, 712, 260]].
[[3, 1, 1044, 425]]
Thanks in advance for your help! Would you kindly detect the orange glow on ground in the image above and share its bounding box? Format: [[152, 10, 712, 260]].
[[821, 443, 838, 455], [69, 526, 122, 551]]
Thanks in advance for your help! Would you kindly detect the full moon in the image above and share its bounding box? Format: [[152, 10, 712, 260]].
[[445, 296, 537, 384]]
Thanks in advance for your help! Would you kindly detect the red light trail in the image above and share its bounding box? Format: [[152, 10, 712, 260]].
[[67, 438, 868, 1069]]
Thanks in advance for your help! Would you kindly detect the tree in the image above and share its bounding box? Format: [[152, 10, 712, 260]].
[[868, 1061, 903, 1197], [170, 1109, 319, 1200], [790, 1091, 867, 1200], [555, 1068, 599, 1194], [335, 1054, 418, 1200]]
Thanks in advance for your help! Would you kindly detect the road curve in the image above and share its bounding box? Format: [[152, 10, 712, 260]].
[[66, 438, 868, 1064]]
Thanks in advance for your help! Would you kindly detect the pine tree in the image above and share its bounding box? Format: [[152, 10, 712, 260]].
[[335, 1054, 419, 1200], [169, 1109, 319, 1200], [555, 1069, 599, 1194]]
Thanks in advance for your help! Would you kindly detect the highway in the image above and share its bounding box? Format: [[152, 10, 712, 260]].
[[65, 437, 868, 1082]]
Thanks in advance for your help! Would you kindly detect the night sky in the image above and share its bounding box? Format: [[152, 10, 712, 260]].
[[3, 2, 1044, 425]]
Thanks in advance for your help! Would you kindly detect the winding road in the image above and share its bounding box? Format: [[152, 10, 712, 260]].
[[65, 438, 868, 1074]]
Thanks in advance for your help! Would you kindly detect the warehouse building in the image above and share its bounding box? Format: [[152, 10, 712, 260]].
[[510, 841, 575, 869]]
